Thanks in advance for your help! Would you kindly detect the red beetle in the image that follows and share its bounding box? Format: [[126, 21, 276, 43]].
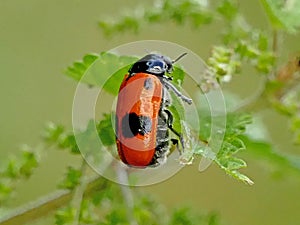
[[115, 53, 192, 167]]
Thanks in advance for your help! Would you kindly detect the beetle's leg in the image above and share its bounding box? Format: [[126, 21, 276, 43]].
[[163, 79, 192, 105], [170, 138, 181, 155], [171, 139, 179, 145], [163, 74, 173, 81], [164, 109, 184, 154]]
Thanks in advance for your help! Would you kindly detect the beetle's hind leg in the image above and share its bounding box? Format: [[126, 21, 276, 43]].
[[170, 138, 182, 156], [164, 109, 185, 154]]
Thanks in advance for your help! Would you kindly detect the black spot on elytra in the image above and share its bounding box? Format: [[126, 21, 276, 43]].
[[122, 113, 152, 138], [144, 78, 153, 90]]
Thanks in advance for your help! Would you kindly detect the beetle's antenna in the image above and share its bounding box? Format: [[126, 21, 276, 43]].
[[172, 52, 188, 64]]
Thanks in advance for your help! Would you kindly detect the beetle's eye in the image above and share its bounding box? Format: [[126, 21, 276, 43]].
[[148, 60, 164, 69], [146, 61, 153, 66], [164, 63, 168, 70]]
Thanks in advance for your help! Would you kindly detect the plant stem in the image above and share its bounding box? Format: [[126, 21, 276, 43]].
[[272, 29, 278, 55], [115, 164, 138, 225], [0, 175, 106, 225], [71, 160, 89, 225]]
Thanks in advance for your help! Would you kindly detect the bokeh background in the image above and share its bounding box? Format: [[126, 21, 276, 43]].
[[1, 0, 300, 224]]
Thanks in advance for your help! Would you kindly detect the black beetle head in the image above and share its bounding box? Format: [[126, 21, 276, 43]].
[[129, 53, 187, 76]]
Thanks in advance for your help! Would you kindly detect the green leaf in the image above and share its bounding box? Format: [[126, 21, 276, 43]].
[[198, 112, 212, 142], [43, 122, 65, 143], [97, 113, 115, 147], [104, 208, 127, 225], [58, 134, 80, 154], [195, 112, 253, 184], [260, 0, 300, 33], [217, 157, 247, 170], [55, 206, 76, 225], [207, 113, 253, 184], [65, 52, 137, 95], [102, 64, 132, 96], [72, 119, 110, 164], [260, 0, 285, 29], [66, 52, 189, 97], [99, 0, 213, 37], [99, 16, 140, 37], [43, 122, 80, 154], [19, 150, 38, 178], [79, 199, 98, 224], [65, 53, 98, 81], [172, 66, 186, 85], [291, 115, 300, 144], [169, 207, 222, 225], [224, 170, 254, 185], [58, 166, 82, 190], [207, 46, 241, 83], [0, 182, 13, 202], [217, 0, 238, 21], [219, 137, 245, 156], [255, 52, 276, 74], [223, 113, 252, 137], [5, 159, 19, 178], [257, 33, 269, 51], [170, 207, 196, 225]]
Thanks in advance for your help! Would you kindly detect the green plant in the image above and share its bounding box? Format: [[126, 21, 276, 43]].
[[1, 0, 300, 224]]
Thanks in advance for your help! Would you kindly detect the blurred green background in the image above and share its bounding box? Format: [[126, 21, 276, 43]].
[[1, 0, 300, 225]]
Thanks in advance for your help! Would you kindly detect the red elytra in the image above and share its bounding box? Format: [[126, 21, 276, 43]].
[[116, 73, 162, 167]]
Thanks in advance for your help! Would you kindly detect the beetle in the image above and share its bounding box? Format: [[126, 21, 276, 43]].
[[115, 53, 192, 167]]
